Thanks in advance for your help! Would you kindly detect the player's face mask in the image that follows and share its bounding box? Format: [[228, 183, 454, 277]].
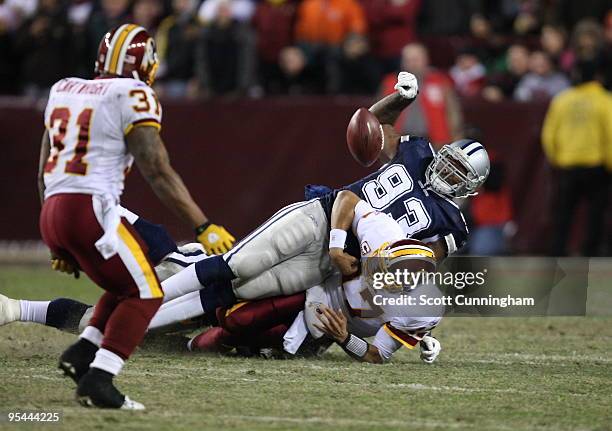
[[426, 140, 490, 199]]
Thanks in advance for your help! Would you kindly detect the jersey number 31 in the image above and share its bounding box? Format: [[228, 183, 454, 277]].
[[44, 107, 93, 176]]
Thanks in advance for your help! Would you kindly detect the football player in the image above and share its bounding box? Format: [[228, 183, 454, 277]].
[[189, 207, 443, 365], [37, 24, 233, 409], [156, 71, 490, 317]]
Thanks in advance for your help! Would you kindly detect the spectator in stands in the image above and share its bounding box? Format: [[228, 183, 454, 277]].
[[252, 0, 296, 95], [512, 0, 540, 35], [568, 19, 612, 88], [156, 0, 200, 98], [133, 0, 163, 34], [15, 0, 72, 96], [293, 0, 366, 93], [569, 19, 605, 63], [467, 160, 514, 256], [360, 0, 421, 73], [337, 33, 380, 95], [198, 0, 254, 24], [278, 45, 325, 94], [467, 13, 507, 68], [514, 50, 569, 101], [195, 0, 255, 97], [482, 44, 530, 102], [380, 43, 463, 148], [541, 60, 612, 256], [541, 25, 572, 73], [450, 48, 486, 97]]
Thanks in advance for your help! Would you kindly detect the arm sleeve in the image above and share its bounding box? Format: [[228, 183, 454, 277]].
[[351, 200, 376, 233], [372, 318, 433, 361], [118, 81, 163, 135]]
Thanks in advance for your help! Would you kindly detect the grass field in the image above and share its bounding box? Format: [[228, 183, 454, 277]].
[[1, 263, 611, 431]]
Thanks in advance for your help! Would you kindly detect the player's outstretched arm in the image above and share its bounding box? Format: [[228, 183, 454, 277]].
[[126, 126, 235, 254], [369, 72, 418, 125], [369, 72, 419, 162]]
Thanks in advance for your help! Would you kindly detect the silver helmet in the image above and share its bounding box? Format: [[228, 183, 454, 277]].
[[426, 139, 490, 198]]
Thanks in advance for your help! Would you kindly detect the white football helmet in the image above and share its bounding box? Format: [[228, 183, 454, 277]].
[[426, 139, 490, 198]]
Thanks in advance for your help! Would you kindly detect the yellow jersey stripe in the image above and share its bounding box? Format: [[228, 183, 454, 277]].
[[124, 120, 161, 135], [117, 222, 163, 298], [109, 24, 137, 74], [383, 324, 417, 350]]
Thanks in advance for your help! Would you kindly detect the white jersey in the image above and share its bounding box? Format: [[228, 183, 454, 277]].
[[43, 77, 162, 201], [287, 203, 443, 360]]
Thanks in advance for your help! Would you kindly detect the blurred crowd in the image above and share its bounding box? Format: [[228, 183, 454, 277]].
[[1, 0, 611, 256], [0, 0, 610, 99]]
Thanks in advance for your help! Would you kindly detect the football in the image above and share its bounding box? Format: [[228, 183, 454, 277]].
[[346, 107, 383, 167]]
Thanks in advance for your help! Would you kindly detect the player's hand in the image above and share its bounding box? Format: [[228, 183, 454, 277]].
[[196, 222, 236, 255], [329, 248, 358, 276], [50, 255, 80, 279], [419, 335, 441, 364], [313, 304, 349, 344], [394, 71, 418, 99]]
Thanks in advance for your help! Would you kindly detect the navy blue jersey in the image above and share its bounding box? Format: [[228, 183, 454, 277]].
[[319, 136, 468, 256]]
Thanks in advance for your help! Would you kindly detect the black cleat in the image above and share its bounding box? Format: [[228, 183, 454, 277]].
[[58, 339, 98, 384], [76, 368, 145, 410]]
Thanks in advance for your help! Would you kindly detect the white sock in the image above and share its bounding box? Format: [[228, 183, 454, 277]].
[[161, 264, 202, 303], [80, 325, 103, 347], [149, 291, 204, 330], [90, 348, 124, 376], [19, 300, 50, 324]]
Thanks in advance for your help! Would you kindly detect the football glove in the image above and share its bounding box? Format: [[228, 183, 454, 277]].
[[394, 71, 419, 99], [196, 222, 236, 255], [51, 255, 80, 279], [419, 335, 441, 364]]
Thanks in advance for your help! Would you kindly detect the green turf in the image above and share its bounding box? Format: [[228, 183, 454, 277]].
[[0, 264, 611, 431]]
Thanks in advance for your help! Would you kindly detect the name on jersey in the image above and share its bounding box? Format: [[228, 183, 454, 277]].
[[56, 80, 111, 96]]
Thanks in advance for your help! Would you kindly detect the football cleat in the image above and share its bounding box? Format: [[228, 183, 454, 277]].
[[0, 293, 21, 326], [76, 368, 145, 410], [58, 339, 98, 384]]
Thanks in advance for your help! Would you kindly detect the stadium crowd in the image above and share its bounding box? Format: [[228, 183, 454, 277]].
[[0, 0, 610, 99], [0, 0, 610, 256]]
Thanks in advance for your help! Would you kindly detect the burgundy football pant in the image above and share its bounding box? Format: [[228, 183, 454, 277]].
[[190, 292, 306, 352], [40, 193, 163, 359]]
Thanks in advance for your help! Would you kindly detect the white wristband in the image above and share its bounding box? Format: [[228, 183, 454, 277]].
[[329, 229, 347, 249], [341, 333, 368, 357]]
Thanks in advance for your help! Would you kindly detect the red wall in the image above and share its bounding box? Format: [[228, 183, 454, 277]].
[[1, 96, 551, 254]]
